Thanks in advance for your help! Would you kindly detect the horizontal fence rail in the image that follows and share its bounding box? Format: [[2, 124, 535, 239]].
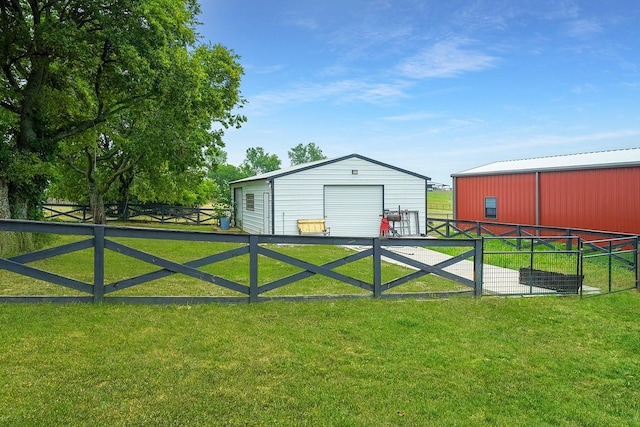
[[0, 220, 483, 304], [427, 217, 636, 240], [43, 203, 220, 225]]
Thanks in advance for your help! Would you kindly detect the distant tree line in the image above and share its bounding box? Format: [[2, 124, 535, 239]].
[[209, 143, 327, 212]]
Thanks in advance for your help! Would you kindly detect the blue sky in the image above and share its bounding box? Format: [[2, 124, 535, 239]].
[[198, 1, 640, 184]]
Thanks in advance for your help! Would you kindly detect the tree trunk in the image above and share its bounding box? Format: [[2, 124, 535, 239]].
[[10, 55, 53, 221], [89, 185, 106, 224], [0, 179, 9, 219], [11, 197, 28, 220], [117, 171, 134, 221]]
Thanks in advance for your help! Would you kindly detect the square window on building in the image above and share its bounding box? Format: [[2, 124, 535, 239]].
[[485, 197, 497, 219], [246, 193, 255, 211]]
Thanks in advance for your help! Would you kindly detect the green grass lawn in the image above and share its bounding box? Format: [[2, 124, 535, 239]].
[[1, 223, 639, 425], [1, 292, 639, 426]]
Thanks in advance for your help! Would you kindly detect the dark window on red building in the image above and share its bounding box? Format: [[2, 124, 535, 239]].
[[485, 197, 497, 219]]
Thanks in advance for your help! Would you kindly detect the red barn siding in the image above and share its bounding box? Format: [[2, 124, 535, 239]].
[[455, 173, 536, 224], [455, 166, 640, 235], [540, 167, 640, 234]]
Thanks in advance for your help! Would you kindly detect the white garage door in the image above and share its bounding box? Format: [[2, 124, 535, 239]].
[[324, 185, 383, 237]]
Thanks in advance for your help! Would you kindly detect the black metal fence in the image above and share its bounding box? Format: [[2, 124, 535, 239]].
[[0, 219, 482, 304], [2, 219, 635, 303], [43, 203, 220, 225], [581, 237, 638, 296], [482, 236, 583, 296], [427, 218, 635, 244], [427, 219, 639, 296]]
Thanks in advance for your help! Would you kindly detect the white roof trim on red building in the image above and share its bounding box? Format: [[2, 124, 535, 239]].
[[452, 147, 640, 177]]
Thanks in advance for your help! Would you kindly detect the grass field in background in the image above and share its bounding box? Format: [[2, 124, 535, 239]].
[[427, 190, 453, 219], [1, 293, 639, 426]]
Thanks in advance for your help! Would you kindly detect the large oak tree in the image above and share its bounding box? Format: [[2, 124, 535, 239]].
[[0, 0, 245, 222], [51, 44, 244, 223]]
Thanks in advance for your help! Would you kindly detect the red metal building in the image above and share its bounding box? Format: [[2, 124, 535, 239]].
[[451, 148, 640, 235]]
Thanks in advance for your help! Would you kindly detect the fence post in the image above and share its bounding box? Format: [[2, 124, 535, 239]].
[[577, 237, 583, 297], [633, 236, 640, 289], [474, 238, 483, 297], [635, 237, 639, 290], [93, 225, 105, 303], [373, 238, 381, 298], [249, 235, 259, 303], [608, 240, 613, 293]]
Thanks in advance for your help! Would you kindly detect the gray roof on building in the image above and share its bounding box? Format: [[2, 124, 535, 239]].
[[230, 153, 430, 184], [452, 147, 640, 177]]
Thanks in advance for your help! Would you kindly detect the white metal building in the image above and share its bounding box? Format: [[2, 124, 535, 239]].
[[229, 154, 430, 237]]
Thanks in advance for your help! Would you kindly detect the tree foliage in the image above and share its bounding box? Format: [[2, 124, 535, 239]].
[[0, 0, 245, 221], [49, 43, 245, 222], [288, 142, 326, 166], [208, 163, 247, 204], [239, 147, 281, 176]]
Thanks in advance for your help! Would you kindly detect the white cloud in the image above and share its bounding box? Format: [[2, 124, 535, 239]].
[[253, 64, 285, 74], [571, 83, 597, 94], [291, 18, 318, 31], [248, 79, 409, 113], [441, 129, 640, 157], [382, 112, 441, 121], [566, 19, 603, 39], [397, 38, 499, 79]]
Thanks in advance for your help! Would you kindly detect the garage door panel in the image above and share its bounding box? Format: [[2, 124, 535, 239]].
[[324, 185, 383, 237]]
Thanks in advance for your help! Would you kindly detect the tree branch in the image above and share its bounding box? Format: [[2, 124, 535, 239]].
[[55, 152, 86, 177], [100, 154, 141, 194], [0, 99, 19, 114], [49, 94, 152, 143], [94, 39, 111, 116]]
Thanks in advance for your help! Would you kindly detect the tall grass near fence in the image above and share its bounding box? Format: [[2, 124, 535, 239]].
[[0, 231, 53, 258], [1, 293, 639, 426]]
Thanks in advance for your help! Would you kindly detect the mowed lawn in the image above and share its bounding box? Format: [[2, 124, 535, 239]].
[[1, 292, 639, 426]]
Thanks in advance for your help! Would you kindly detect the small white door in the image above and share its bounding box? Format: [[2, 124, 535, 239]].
[[324, 185, 383, 237], [262, 192, 270, 234], [233, 187, 243, 227]]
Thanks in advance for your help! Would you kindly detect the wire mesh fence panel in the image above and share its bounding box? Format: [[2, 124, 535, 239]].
[[482, 237, 581, 296], [582, 237, 638, 295]]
